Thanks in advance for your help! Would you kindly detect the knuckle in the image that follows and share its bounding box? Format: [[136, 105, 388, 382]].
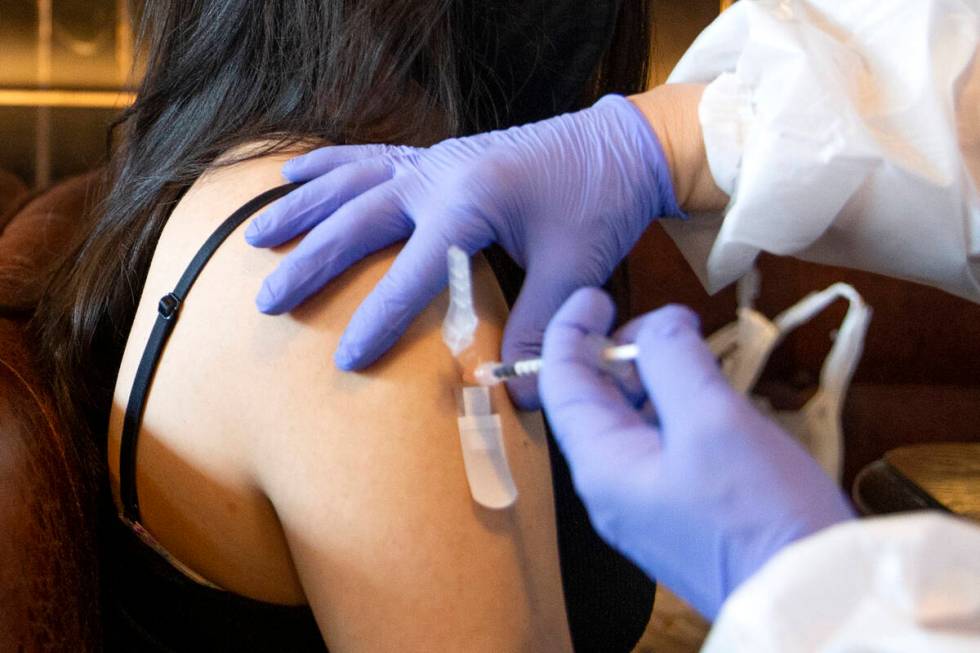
[[647, 304, 700, 336], [379, 144, 414, 158], [661, 303, 698, 322], [456, 153, 510, 194], [475, 149, 513, 176]]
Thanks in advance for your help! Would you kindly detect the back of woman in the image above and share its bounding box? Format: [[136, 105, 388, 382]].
[[35, 1, 655, 650]]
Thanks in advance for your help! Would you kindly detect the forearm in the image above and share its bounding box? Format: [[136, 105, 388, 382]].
[[629, 84, 728, 215]]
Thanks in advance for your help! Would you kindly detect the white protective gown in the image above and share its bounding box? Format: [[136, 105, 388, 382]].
[[703, 514, 980, 652], [664, 0, 980, 649]]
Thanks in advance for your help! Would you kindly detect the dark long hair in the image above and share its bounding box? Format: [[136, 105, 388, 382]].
[[34, 0, 651, 447]]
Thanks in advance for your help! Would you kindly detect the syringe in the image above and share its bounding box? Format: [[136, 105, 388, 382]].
[[474, 343, 639, 386]]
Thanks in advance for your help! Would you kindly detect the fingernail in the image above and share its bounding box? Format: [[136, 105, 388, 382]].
[[244, 220, 263, 245], [651, 310, 699, 338], [256, 281, 277, 313], [281, 158, 304, 181], [654, 321, 685, 338], [334, 345, 357, 371]]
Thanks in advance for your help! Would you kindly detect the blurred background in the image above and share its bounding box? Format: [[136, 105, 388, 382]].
[[0, 0, 718, 191], [0, 0, 134, 188]]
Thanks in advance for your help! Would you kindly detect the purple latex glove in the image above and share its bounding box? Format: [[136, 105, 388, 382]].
[[246, 95, 681, 409], [539, 288, 856, 619]]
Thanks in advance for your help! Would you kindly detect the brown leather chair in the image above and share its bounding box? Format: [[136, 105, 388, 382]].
[[0, 171, 102, 650], [0, 170, 29, 231]]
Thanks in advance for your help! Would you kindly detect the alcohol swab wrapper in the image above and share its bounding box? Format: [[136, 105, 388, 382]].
[[441, 245, 517, 509]]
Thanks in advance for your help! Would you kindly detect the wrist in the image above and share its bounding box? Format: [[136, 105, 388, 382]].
[[628, 84, 729, 213]]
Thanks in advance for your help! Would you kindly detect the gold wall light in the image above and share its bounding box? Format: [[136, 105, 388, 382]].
[[0, 88, 135, 109]]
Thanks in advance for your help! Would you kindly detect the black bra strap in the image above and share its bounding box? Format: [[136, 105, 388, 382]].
[[120, 183, 301, 523]]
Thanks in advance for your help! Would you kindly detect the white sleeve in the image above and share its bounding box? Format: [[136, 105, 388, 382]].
[[664, 0, 980, 302], [702, 513, 980, 652]]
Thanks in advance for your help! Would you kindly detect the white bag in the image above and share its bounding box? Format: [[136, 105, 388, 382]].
[[707, 270, 872, 480]]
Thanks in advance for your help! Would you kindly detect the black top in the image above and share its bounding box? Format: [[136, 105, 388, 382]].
[[107, 184, 653, 652]]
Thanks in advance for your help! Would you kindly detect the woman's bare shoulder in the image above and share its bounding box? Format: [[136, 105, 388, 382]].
[[109, 150, 572, 649], [107, 150, 313, 602]]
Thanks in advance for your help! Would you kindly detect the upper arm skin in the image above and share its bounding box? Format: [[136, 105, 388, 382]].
[[109, 153, 572, 651]]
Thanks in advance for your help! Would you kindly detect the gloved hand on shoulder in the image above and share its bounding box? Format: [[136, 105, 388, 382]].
[[246, 95, 681, 408], [539, 288, 856, 618]]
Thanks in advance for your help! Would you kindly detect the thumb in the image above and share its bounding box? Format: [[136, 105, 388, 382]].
[[634, 305, 734, 434], [540, 288, 657, 479], [501, 262, 584, 410]]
